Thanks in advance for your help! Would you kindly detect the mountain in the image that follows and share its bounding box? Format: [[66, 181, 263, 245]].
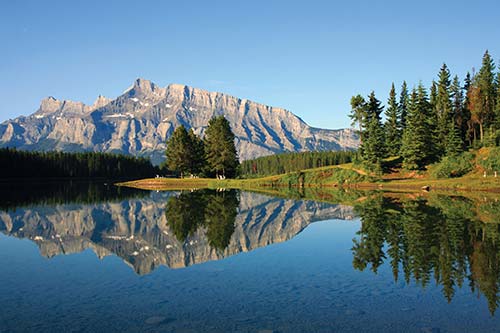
[[0, 78, 359, 164], [0, 191, 355, 275]]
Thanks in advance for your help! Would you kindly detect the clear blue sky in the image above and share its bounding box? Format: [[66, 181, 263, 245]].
[[1, 0, 499, 129]]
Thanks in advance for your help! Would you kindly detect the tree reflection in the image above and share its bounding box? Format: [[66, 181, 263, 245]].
[[165, 189, 239, 251], [352, 194, 500, 314]]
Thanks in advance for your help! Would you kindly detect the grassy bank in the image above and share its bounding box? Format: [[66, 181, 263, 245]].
[[118, 148, 500, 193]]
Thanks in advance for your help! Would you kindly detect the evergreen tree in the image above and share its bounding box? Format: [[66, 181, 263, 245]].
[[495, 71, 500, 130], [384, 83, 401, 156], [429, 80, 438, 110], [349, 94, 367, 142], [445, 120, 463, 156], [165, 125, 192, 177], [401, 84, 434, 169], [451, 75, 467, 148], [463, 72, 474, 146], [360, 92, 385, 174], [435, 63, 453, 155], [187, 129, 205, 175], [204, 116, 239, 178], [399, 81, 410, 133]]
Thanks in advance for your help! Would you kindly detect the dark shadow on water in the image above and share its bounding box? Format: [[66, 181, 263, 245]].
[[351, 193, 500, 315]]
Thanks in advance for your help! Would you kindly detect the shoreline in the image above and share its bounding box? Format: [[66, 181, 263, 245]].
[[116, 175, 500, 193]]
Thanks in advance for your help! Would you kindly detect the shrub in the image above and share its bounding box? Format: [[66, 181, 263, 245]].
[[430, 152, 474, 179], [477, 147, 500, 172]]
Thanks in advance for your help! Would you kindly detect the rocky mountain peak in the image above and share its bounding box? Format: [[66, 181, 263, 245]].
[[92, 95, 111, 109], [39, 96, 62, 114], [127, 78, 166, 99]]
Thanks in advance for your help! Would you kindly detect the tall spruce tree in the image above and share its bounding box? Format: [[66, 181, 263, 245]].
[[401, 84, 434, 169], [463, 72, 474, 146], [399, 81, 409, 133], [187, 129, 205, 175], [384, 83, 401, 156], [430, 80, 438, 109], [445, 120, 463, 156], [495, 71, 500, 131], [451, 75, 467, 149], [165, 125, 192, 177], [360, 92, 385, 174], [204, 116, 239, 178], [165, 125, 205, 177], [435, 63, 453, 155]]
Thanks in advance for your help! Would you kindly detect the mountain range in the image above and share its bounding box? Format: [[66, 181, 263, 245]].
[[0, 79, 359, 164]]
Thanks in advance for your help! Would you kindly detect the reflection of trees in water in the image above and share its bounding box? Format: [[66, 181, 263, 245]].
[[352, 194, 500, 314], [165, 190, 239, 251], [0, 181, 149, 212]]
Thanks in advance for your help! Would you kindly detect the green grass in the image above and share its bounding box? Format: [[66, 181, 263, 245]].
[[118, 148, 500, 194]]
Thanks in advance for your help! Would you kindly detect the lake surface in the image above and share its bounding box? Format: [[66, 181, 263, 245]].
[[0, 182, 500, 332]]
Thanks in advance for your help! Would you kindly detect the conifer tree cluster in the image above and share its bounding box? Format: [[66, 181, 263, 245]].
[[350, 50, 500, 171], [240, 150, 354, 177], [0, 148, 157, 179], [164, 116, 239, 178]]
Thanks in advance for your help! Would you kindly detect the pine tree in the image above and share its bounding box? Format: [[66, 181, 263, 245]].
[[463, 72, 474, 146], [495, 71, 500, 130], [399, 81, 409, 132], [445, 120, 463, 156], [187, 129, 205, 175], [165, 125, 192, 177], [401, 84, 434, 169], [451, 75, 467, 149], [204, 116, 239, 178], [349, 94, 367, 142], [435, 63, 453, 155], [360, 92, 385, 174], [430, 80, 438, 109], [384, 83, 401, 156]]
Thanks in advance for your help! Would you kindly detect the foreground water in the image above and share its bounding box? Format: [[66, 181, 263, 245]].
[[0, 182, 499, 332]]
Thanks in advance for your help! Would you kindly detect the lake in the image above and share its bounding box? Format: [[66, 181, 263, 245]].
[[0, 181, 499, 332]]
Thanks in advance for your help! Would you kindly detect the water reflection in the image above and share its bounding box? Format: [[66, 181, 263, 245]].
[[165, 190, 239, 251], [352, 193, 500, 314], [0, 181, 149, 211], [0, 184, 353, 274]]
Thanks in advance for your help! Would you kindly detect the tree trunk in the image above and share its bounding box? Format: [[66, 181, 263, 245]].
[[480, 122, 484, 142]]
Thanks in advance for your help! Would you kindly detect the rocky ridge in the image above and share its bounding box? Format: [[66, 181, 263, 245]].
[[0, 79, 359, 163]]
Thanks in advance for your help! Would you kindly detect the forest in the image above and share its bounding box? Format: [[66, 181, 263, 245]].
[[351, 50, 500, 174], [240, 150, 355, 177], [0, 148, 158, 179]]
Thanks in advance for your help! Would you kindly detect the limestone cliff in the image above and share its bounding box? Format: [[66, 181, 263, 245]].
[[0, 79, 359, 163]]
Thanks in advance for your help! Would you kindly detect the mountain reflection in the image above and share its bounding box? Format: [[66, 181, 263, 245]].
[[0, 185, 353, 275], [352, 193, 500, 314]]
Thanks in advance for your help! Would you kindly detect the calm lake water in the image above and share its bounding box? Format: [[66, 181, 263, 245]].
[[1, 182, 500, 332]]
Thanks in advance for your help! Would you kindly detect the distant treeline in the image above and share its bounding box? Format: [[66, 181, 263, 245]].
[[240, 150, 355, 177], [0, 148, 157, 179]]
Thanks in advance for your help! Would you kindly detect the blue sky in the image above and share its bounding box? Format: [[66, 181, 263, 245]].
[[1, 0, 499, 129]]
